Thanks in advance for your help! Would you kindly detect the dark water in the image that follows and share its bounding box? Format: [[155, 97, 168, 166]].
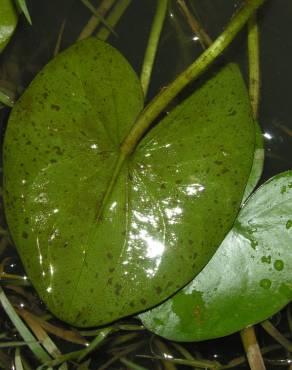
[[0, 0, 291, 369]]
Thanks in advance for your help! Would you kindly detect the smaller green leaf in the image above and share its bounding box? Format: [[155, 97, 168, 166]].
[[242, 120, 264, 202], [140, 171, 292, 341], [0, 0, 18, 52], [15, 0, 32, 25]]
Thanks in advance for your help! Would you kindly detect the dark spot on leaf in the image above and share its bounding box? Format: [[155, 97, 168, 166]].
[[55, 146, 63, 155], [22, 231, 28, 239], [281, 185, 287, 194], [155, 286, 162, 294], [107, 252, 113, 260], [140, 298, 146, 305], [114, 284, 122, 296], [51, 104, 60, 111], [227, 109, 237, 116]]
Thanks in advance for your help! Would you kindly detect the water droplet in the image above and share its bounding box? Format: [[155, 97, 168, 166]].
[[260, 279, 272, 289], [286, 220, 292, 229], [274, 259, 284, 271]]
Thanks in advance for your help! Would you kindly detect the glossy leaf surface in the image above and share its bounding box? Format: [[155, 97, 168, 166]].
[[4, 38, 255, 326], [0, 0, 18, 53], [140, 172, 292, 341]]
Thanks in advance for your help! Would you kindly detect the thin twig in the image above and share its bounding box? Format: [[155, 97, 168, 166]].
[[155, 339, 177, 370], [78, 0, 117, 40], [80, 0, 117, 37], [221, 344, 282, 369], [177, 0, 212, 48], [137, 354, 220, 369], [140, 0, 168, 97], [53, 20, 66, 57], [96, 0, 132, 41], [261, 320, 292, 352], [99, 341, 145, 369]]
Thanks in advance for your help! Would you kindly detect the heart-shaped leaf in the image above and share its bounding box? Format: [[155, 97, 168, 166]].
[[0, 0, 18, 53], [4, 38, 255, 327], [140, 171, 292, 341]]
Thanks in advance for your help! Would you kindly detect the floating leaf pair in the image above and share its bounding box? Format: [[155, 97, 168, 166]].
[[3, 38, 255, 326]]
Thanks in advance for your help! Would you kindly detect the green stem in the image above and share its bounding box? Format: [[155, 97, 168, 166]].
[[97, 0, 265, 221], [78, 0, 117, 40], [97, 0, 132, 41], [248, 12, 260, 118], [78, 327, 113, 361], [240, 326, 266, 370], [121, 0, 265, 155], [140, 0, 168, 97]]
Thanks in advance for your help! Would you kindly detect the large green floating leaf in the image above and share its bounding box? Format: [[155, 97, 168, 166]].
[[140, 171, 292, 342], [3, 38, 255, 327], [0, 0, 18, 53]]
